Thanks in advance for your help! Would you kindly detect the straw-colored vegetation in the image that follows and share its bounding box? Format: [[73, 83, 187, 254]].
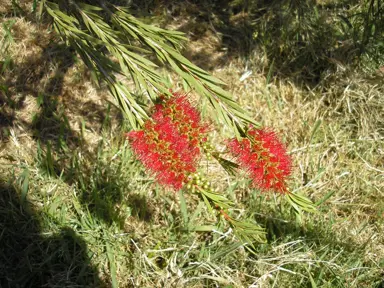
[[1, 0, 383, 287]]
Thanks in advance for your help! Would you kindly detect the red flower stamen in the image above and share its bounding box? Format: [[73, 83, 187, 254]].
[[227, 128, 292, 193], [127, 92, 209, 190]]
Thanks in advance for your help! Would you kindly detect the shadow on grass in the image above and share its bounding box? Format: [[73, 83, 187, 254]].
[[43, 137, 154, 227], [132, 0, 382, 86], [251, 208, 383, 286], [127, 193, 153, 222], [0, 40, 79, 145], [69, 157, 154, 227], [260, 213, 358, 251], [0, 18, 130, 228], [0, 181, 106, 287], [69, 156, 128, 227], [0, 38, 118, 147]]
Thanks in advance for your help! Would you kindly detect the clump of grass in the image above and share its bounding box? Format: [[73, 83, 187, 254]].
[[0, 2, 383, 287]]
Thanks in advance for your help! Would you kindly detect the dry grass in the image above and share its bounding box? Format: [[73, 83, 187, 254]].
[[1, 2, 383, 287]]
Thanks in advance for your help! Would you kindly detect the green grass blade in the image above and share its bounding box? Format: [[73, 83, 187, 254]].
[[106, 243, 118, 288]]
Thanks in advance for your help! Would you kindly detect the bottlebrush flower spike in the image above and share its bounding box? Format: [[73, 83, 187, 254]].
[[227, 128, 292, 193], [126, 92, 208, 190]]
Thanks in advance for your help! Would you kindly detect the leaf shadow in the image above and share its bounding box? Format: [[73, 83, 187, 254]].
[[127, 193, 153, 222], [1, 40, 79, 144]]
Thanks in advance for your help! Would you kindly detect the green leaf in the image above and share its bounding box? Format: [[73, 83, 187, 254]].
[[285, 192, 317, 213], [213, 154, 239, 176], [198, 187, 233, 209], [191, 225, 217, 232], [228, 216, 267, 246], [315, 190, 336, 206], [78, 2, 104, 11], [211, 242, 243, 261], [32, 0, 37, 12], [201, 193, 213, 214], [18, 168, 29, 204]]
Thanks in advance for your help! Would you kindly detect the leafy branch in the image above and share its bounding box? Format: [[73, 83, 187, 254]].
[[185, 172, 267, 247], [42, 0, 258, 134]]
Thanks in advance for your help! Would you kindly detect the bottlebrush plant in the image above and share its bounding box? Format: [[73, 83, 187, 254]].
[[127, 93, 209, 190], [227, 128, 292, 193], [126, 92, 316, 247], [41, 0, 317, 248]]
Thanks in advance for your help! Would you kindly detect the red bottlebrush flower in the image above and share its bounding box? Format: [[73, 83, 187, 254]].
[[227, 128, 292, 193], [126, 92, 209, 190]]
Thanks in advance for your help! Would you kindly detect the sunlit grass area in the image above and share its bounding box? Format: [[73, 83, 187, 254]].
[[1, 1, 383, 287]]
